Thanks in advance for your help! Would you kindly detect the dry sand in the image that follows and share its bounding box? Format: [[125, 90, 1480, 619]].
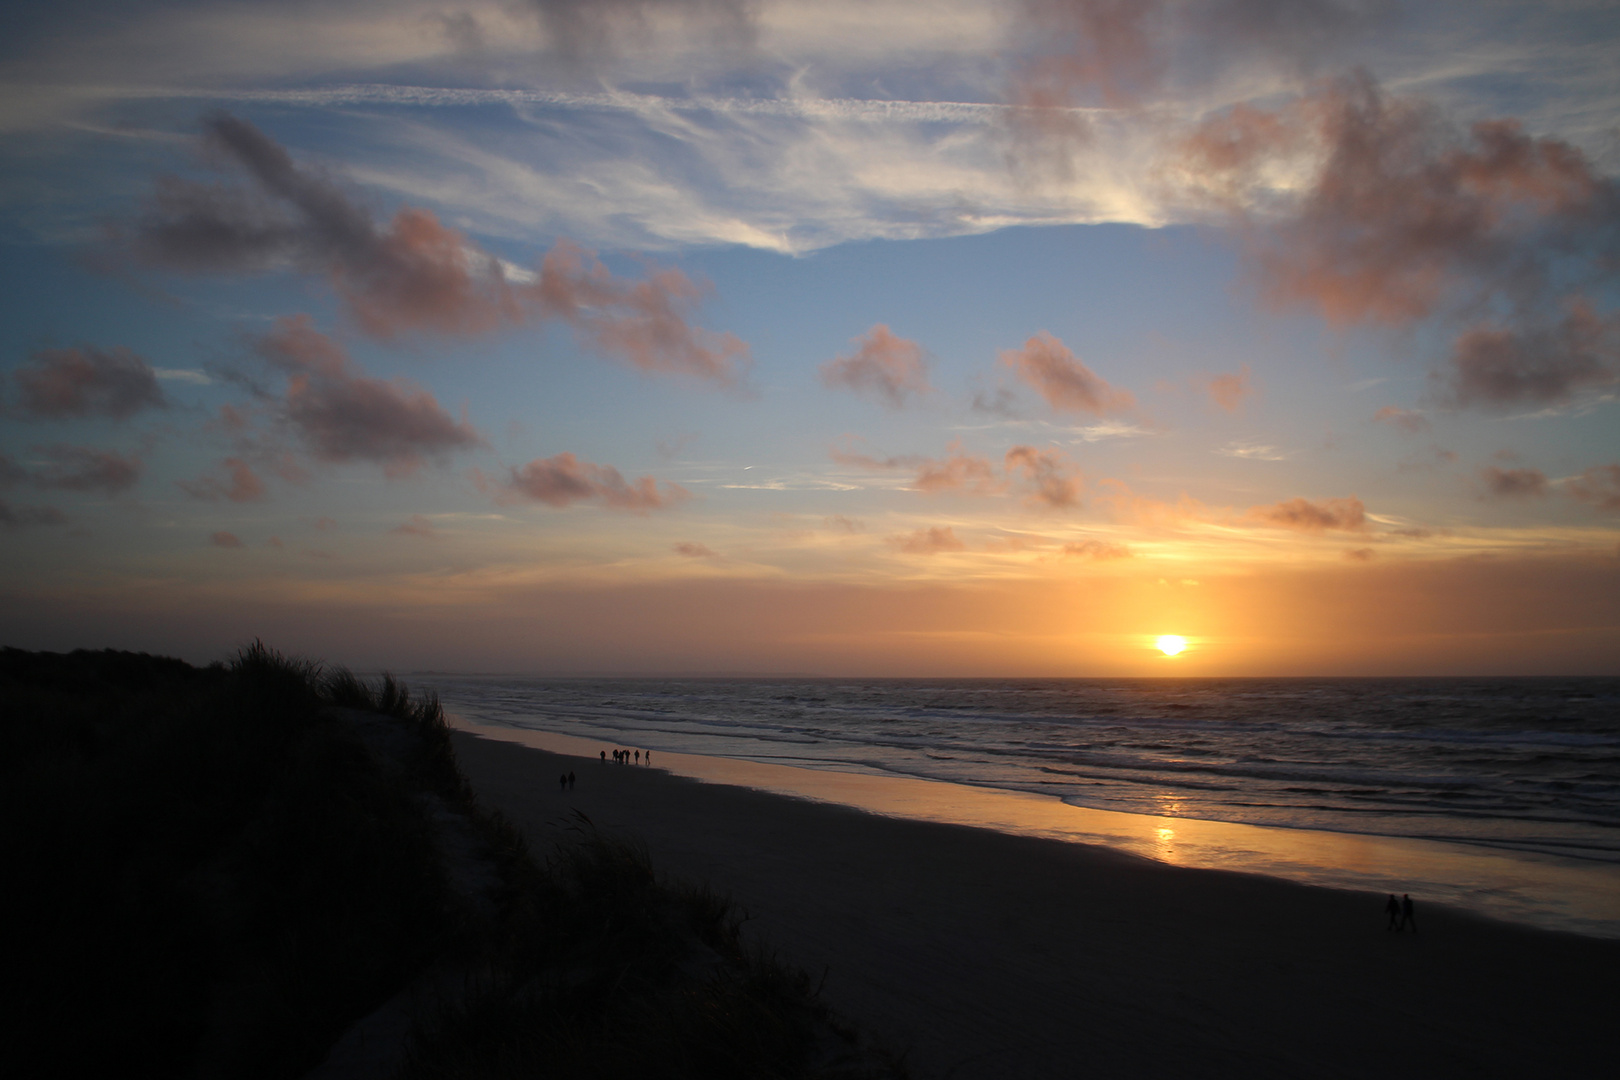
[[452, 731, 1617, 1079]]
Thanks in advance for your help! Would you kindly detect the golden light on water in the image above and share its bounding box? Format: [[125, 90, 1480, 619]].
[[1156, 635, 1187, 657]]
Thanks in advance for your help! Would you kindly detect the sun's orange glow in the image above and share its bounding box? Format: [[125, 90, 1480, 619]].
[[1157, 635, 1187, 656]]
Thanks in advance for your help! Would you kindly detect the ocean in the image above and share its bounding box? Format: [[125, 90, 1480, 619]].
[[433, 675, 1620, 868]]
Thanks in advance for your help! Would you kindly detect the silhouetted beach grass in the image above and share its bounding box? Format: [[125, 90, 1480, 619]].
[[0, 643, 901, 1080]]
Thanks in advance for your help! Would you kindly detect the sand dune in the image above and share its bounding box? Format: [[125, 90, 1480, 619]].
[[452, 731, 1618, 1079]]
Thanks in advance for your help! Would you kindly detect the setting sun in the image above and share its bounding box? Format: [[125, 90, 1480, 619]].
[[1157, 636, 1188, 657]]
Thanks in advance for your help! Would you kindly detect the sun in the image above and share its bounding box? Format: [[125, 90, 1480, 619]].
[[1156, 635, 1187, 657]]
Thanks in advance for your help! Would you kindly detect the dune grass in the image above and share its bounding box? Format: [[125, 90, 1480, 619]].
[[0, 643, 903, 1080]]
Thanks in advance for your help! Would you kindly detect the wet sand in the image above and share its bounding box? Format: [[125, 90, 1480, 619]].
[[452, 731, 1618, 1079]]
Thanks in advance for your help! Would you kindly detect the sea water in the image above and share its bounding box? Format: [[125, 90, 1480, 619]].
[[433, 675, 1620, 932]]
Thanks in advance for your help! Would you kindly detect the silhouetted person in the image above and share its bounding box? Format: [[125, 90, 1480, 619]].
[[600, 750, 606, 763], [645, 750, 652, 764], [1385, 894, 1400, 930], [634, 750, 640, 764], [568, 770, 576, 790], [558, 773, 567, 792], [1399, 893, 1417, 932]]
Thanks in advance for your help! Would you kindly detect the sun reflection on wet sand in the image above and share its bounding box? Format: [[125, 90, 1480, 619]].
[[458, 720, 1620, 938]]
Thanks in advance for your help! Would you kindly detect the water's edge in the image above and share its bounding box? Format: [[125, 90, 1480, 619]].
[[453, 717, 1620, 939]]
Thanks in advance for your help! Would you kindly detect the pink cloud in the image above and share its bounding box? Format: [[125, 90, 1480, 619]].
[[889, 526, 967, 555], [673, 541, 717, 557], [1245, 495, 1368, 533], [30, 445, 142, 494], [1479, 466, 1548, 500], [1568, 464, 1620, 512], [129, 115, 750, 384], [505, 452, 690, 512], [12, 346, 165, 420], [1061, 538, 1131, 559], [0, 498, 67, 529], [914, 448, 1005, 496], [257, 316, 485, 478], [1093, 480, 1208, 528], [534, 239, 751, 385], [1373, 405, 1428, 434], [392, 514, 441, 538], [823, 515, 865, 533], [1441, 303, 1617, 408], [1005, 445, 1084, 508], [178, 457, 266, 502], [1175, 72, 1618, 407], [209, 531, 244, 549], [1000, 332, 1135, 416], [820, 324, 932, 409], [1201, 364, 1254, 412]]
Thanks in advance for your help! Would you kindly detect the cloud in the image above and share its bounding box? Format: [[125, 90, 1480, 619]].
[[889, 526, 967, 555], [1004, 445, 1083, 508], [535, 239, 751, 385], [673, 541, 717, 557], [30, 445, 142, 494], [1093, 480, 1209, 528], [1567, 464, 1620, 512], [130, 113, 518, 337], [1200, 364, 1254, 412], [914, 447, 1005, 496], [129, 115, 750, 382], [1174, 71, 1620, 407], [504, 452, 690, 512], [0, 498, 67, 529], [1245, 495, 1367, 532], [820, 324, 932, 409], [1061, 538, 1131, 559], [1000, 332, 1135, 416], [1217, 442, 1286, 460], [823, 515, 865, 533], [209, 531, 244, 549], [1344, 547, 1375, 561], [392, 514, 441, 538], [11, 346, 165, 420], [828, 439, 924, 471], [1479, 466, 1548, 500], [1440, 303, 1618, 408], [178, 457, 266, 502], [526, 0, 757, 63], [1372, 405, 1428, 434], [256, 316, 486, 477]]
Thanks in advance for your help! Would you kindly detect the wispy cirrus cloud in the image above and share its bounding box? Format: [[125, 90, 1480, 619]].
[[178, 458, 266, 503]]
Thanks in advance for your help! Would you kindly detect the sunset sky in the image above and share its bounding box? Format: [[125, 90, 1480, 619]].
[[2, 0, 1616, 675]]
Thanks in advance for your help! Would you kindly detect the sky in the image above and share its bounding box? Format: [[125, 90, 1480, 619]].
[[1, 0, 1617, 675]]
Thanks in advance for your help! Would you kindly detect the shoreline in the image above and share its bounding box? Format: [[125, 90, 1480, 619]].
[[450, 726, 1620, 1079], [454, 718, 1620, 938]]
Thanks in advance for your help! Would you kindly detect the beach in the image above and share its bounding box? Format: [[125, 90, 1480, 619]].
[[453, 729, 1618, 1079]]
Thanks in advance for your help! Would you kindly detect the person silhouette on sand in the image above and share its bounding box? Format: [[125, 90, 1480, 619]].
[[568, 770, 576, 790], [1399, 894, 1417, 932], [600, 750, 606, 763], [1385, 894, 1400, 930], [634, 750, 640, 764], [558, 773, 567, 792]]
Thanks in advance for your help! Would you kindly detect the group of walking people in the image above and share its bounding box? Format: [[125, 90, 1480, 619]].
[[602, 748, 648, 764]]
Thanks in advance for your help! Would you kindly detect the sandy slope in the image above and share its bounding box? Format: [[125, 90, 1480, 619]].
[[452, 731, 1617, 1080]]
